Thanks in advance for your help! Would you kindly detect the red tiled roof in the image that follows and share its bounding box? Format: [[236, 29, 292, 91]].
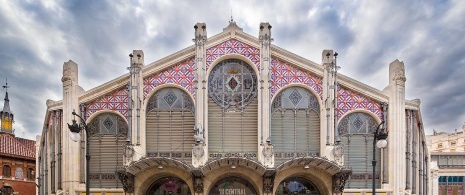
[[0, 133, 36, 160]]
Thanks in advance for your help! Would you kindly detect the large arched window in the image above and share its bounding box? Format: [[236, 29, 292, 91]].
[[271, 87, 320, 164], [146, 87, 195, 163], [208, 59, 258, 157], [87, 113, 128, 188], [338, 112, 381, 189], [275, 177, 320, 195], [147, 177, 191, 195], [3, 165, 11, 177]]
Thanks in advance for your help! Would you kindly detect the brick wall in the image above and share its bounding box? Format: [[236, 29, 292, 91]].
[[0, 156, 36, 195]]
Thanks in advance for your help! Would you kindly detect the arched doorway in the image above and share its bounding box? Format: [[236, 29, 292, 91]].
[[209, 176, 258, 195], [146, 177, 191, 195], [275, 177, 320, 195]]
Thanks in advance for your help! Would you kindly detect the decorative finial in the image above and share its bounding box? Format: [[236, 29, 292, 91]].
[[2, 78, 10, 92], [230, 9, 234, 23]]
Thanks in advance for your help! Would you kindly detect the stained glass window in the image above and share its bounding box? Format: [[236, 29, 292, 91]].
[[208, 59, 257, 109]]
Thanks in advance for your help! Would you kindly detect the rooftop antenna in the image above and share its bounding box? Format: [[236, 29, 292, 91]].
[[2, 78, 10, 92]]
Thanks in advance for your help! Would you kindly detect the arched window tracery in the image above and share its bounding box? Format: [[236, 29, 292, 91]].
[[87, 113, 128, 188], [207, 59, 258, 158], [145, 87, 195, 163], [271, 87, 320, 164], [338, 112, 381, 189]]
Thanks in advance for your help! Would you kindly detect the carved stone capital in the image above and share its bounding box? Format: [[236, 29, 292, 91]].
[[332, 171, 351, 193], [116, 168, 134, 193], [192, 170, 204, 193], [263, 170, 276, 193]]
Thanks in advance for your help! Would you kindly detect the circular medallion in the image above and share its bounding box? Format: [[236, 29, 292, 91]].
[[208, 59, 257, 109]]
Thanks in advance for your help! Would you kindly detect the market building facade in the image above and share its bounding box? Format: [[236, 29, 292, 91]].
[[36, 22, 430, 195]]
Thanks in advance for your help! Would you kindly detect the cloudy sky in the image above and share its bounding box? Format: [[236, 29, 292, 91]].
[[1, 0, 464, 140]]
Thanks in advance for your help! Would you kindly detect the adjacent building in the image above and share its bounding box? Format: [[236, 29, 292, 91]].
[[36, 21, 430, 195], [428, 127, 465, 195], [0, 82, 37, 195]]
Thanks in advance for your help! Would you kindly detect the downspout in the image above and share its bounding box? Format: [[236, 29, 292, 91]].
[[412, 111, 417, 194], [382, 102, 388, 184], [406, 110, 411, 189], [127, 54, 133, 143], [137, 55, 141, 145]]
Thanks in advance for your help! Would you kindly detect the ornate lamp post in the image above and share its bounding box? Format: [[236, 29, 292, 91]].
[[67, 110, 90, 195], [373, 121, 388, 195]]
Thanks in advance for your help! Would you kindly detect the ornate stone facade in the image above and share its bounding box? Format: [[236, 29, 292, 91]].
[[36, 21, 430, 195]]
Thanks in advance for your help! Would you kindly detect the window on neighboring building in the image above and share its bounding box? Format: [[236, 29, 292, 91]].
[[438, 143, 443, 148], [451, 141, 456, 146], [2, 165, 11, 177], [15, 167, 23, 179], [27, 168, 35, 180], [2, 186, 13, 195]]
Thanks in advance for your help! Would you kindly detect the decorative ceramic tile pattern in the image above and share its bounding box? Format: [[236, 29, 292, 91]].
[[270, 58, 323, 98], [206, 39, 260, 70], [338, 87, 383, 119], [85, 88, 129, 119], [143, 58, 196, 98]]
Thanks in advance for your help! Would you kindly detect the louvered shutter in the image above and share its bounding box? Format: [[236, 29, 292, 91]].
[[146, 110, 195, 163], [208, 98, 258, 154]]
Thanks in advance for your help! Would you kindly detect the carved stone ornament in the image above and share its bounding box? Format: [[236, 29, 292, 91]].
[[192, 144, 205, 158], [192, 173, 204, 193], [332, 144, 344, 161], [116, 168, 135, 193], [262, 144, 274, 158], [263, 172, 276, 193], [393, 66, 407, 82], [332, 171, 351, 193]]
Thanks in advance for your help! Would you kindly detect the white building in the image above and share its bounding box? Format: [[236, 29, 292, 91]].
[[428, 126, 465, 195], [36, 22, 430, 195]]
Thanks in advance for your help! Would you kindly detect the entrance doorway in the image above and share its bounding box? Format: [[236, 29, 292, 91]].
[[275, 177, 320, 195], [146, 177, 191, 195], [209, 176, 258, 195]]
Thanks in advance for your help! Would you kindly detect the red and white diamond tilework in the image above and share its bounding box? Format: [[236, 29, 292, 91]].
[[337, 87, 382, 119], [143, 58, 196, 98], [206, 39, 260, 70], [85, 88, 129, 119], [270, 58, 323, 99]]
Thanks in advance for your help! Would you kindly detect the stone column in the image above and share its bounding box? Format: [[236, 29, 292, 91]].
[[192, 23, 208, 167], [61, 60, 81, 194], [258, 22, 274, 167], [386, 59, 407, 194]]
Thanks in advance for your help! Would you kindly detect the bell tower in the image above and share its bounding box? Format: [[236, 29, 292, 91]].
[[1, 79, 14, 133]]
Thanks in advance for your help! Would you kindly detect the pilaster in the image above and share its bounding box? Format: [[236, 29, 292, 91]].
[[258, 22, 274, 167], [128, 50, 145, 163], [192, 23, 208, 167], [61, 60, 81, 193], [321, 50, 339, 161], [387, 59, 407, 194]]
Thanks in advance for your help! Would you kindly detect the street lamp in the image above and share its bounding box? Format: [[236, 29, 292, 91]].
[[67, 110, 90, 195], [372, 121, 388, 195]]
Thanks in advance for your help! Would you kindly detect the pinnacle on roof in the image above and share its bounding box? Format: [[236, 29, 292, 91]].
[[2, 79, 11, 113]]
